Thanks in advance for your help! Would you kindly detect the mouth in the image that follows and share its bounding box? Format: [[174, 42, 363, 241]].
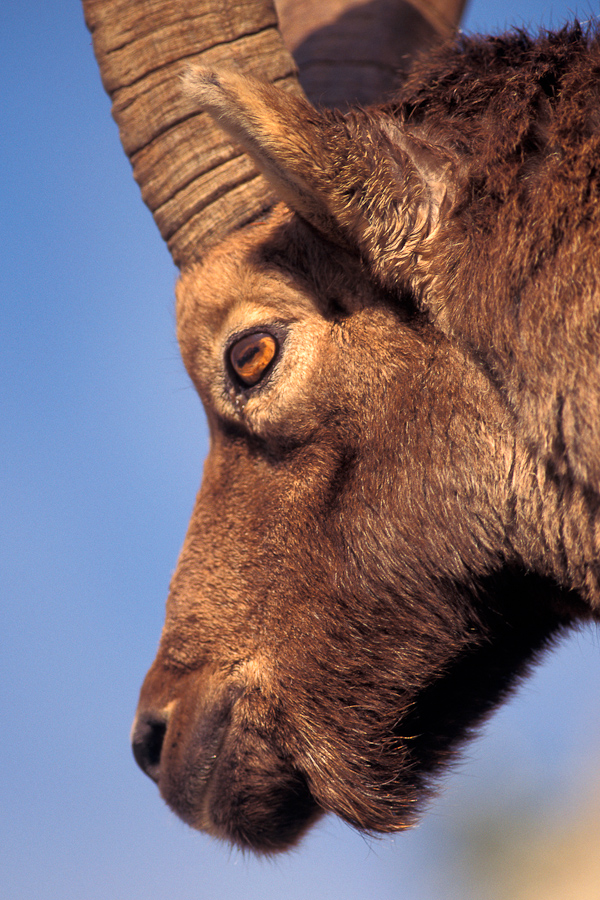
[[151, 684, 239, 835], [132, 573, 570, 852], [133, 677, 321, 852]]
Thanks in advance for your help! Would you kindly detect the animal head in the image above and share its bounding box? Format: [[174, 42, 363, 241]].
[[133, 201, 573, 850], [84, 0, 600, 854]]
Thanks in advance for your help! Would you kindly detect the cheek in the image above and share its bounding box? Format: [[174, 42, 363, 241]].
[[158, 421, 364, 672]]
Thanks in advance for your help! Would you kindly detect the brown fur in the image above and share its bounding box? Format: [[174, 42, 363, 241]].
[[132, 25, 600, 852]]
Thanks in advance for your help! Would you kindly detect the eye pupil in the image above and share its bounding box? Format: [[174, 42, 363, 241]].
[[229, 332, 278, 387], [236, 344, 260, 369]]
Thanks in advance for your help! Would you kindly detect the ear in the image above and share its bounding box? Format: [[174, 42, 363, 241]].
[[183, 67, 457, 291]]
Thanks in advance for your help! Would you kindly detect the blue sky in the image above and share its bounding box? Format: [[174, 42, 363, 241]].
[[2, 2, 599, 899]]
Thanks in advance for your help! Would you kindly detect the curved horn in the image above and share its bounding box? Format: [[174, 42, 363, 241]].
[[82, 0, 466, 269], [82, 0, 303, 268], [275, 0, 467, 107]]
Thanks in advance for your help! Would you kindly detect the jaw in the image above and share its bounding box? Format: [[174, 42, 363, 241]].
[[134, 572, 575, 852], [196, 724, 323, 853], [135, 663, 322, 853]]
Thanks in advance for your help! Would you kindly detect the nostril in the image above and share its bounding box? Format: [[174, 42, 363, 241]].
[[131, 712, 168, 783]]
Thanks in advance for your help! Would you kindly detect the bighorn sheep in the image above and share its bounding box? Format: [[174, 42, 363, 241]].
[[83, 0, 600, 853]]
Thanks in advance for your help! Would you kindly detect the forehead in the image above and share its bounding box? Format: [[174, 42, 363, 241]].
[[176, 221, 330, 347], [176, 204, 381, 345]]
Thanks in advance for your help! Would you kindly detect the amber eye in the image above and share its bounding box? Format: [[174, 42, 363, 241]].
[[229, 332, 278, 387]]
